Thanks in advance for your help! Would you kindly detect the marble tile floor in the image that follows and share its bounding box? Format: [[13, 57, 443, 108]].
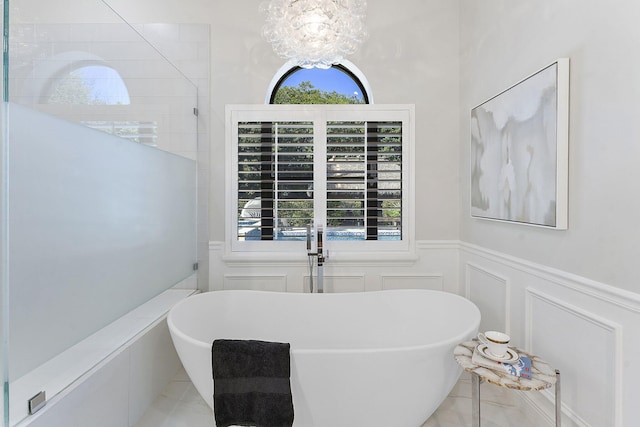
[[134, 368, 547, 427]]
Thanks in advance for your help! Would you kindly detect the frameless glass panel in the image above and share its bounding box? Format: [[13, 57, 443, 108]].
[[8, 0, 198, 159], [4, 1, 200, 425], [7, 103, 197, 424], [2, 2, 8, 424], [1, 103, 8, 427]]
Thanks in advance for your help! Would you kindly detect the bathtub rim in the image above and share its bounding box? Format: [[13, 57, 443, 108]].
[[167, 289, 481, 355]]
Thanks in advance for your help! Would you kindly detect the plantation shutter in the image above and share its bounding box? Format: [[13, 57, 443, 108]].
[[237, 121, 314, 241], [326, 121, 402, 240], [231, 105, 411, 251]]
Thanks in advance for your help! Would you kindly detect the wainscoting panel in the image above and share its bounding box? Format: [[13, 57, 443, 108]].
[[526, 288, 622, 427], [303, 275, 366, 293], [222, 274, 287, 291], [209, 240, 461, 294], [460, 242, 639, 427], [465, 263, 510, 334], [380, 274, 444, 291]]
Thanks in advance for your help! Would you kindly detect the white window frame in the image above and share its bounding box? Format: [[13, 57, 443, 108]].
[[225, 104, 415, 260]]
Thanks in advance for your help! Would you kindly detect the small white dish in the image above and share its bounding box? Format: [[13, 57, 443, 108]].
[[477, 344, 520, 364]]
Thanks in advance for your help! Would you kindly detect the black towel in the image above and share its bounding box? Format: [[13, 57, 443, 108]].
[[212, 339, 294, 427]]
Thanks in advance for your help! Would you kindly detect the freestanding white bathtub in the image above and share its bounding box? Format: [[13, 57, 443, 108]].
[[167, 289, 480, 427]]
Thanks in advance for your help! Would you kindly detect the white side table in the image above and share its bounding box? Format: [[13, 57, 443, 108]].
[[454, 339, 561, 427]]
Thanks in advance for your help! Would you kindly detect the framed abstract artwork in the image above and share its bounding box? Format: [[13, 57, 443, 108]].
[[470, 58, 569, 229]]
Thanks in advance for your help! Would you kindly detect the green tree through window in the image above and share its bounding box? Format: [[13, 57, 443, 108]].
[[48, 65, 130, 105], [270, 65, 368, 105], [273, 81, 365, 104]]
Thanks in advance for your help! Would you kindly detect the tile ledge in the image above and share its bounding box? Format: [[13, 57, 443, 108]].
[[10, 287, 198, 425]]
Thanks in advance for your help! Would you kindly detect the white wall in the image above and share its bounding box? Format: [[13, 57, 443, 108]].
[[110, 0, 463, 303], [201, 0, 464, 322], [103, 0, 461, 246], [459, 1, 640, 425], [197, 0, 461, 242], [459, 0, 640, 293]]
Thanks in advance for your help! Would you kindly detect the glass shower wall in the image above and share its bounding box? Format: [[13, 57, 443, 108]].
[[7, 104, 197, 424], [8, 0, 199, 160], [3, 0, 199, 425], [1, 106, 8, 427], [1, 0, 8, 424]]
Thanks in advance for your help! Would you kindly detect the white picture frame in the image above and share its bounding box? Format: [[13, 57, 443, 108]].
[[470, 58, 569, 229]]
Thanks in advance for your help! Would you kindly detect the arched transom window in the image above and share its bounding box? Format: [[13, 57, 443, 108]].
[[268, 62, 372, 104]]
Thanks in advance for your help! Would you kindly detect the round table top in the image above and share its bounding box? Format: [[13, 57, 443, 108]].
[[454, 339, 557, 391]]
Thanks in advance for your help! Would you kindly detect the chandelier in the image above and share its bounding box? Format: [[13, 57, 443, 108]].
[[261, 0, 368, 69]]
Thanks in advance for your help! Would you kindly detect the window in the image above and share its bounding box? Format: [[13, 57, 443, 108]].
[[228, 105, 414, 254], [44, 64, 158, 146], [266, 60, 373, 105], [270, 64, 369, 104], [47, 65, 130, 106]]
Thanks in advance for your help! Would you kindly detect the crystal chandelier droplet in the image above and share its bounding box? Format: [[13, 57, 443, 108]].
[[261, 0, 368, 69]]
